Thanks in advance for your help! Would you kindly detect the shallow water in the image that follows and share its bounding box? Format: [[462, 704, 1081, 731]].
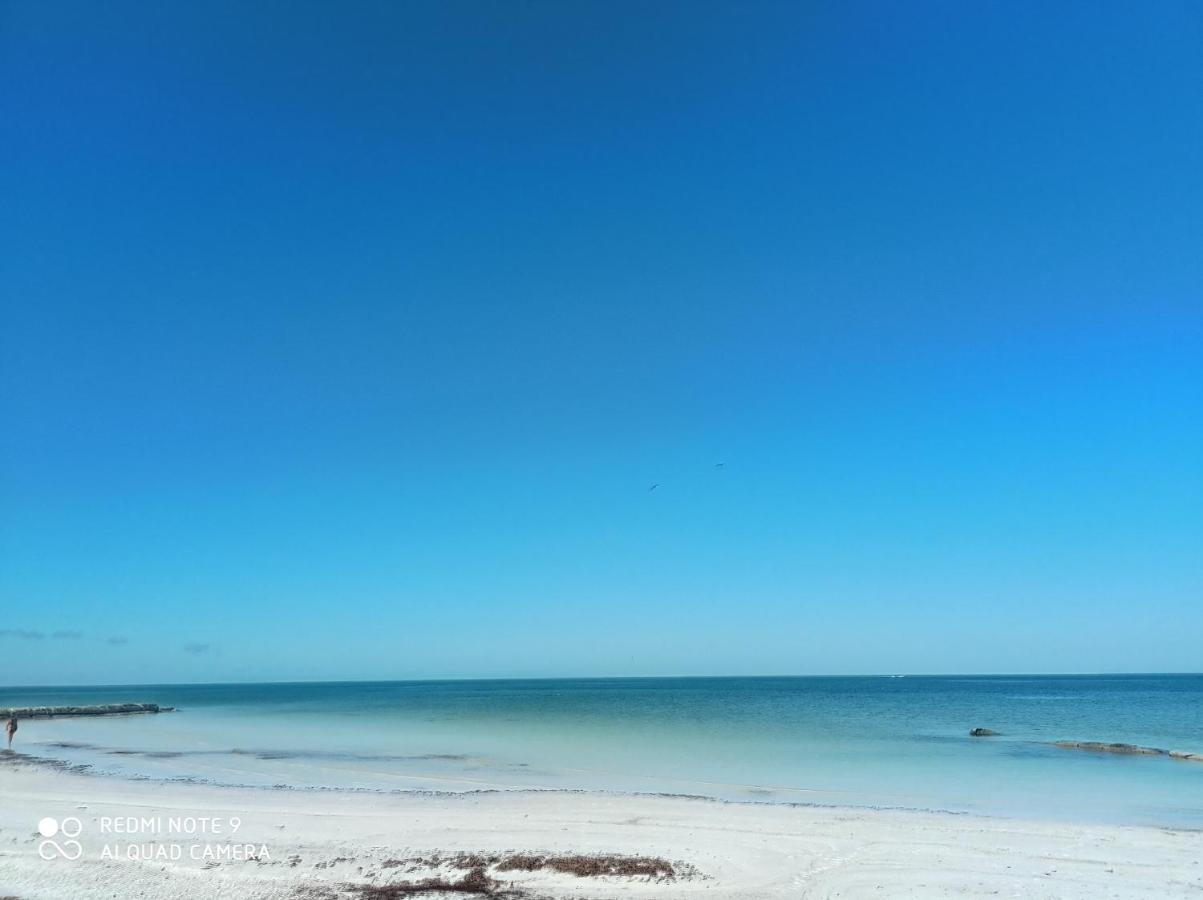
[[3, 675, 1201, 826]]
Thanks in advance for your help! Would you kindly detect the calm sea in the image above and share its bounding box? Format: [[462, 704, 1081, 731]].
[[3, 675, 1201, 826]]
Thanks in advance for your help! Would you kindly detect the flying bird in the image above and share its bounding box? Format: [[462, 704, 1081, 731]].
[[715, 462, 725, 468], [648, 483, 659, 492]]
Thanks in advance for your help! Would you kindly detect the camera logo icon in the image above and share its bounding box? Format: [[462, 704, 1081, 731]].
[[37, 816, 83, 860]]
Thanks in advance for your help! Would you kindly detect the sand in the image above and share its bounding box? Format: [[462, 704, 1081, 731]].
[[1, 762, 1200, 899]]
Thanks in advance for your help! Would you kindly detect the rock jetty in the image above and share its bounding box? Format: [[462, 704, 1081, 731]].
[[1051, 741, 1203, 764], [1053, 741, 1165, 756], [1, 703, 173, 719]]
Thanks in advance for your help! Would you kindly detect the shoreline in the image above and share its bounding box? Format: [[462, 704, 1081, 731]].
[[3, 744, 1197, 830], [4, 746, 981, 816], [2, 760, 1201, 899]]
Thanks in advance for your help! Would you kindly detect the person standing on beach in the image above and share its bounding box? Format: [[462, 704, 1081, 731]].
[[5, 716, 16, 749]]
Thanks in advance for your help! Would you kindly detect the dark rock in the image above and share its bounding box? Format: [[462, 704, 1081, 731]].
[[1053, 741, 1166, 756], [1, 703, 170, 719]]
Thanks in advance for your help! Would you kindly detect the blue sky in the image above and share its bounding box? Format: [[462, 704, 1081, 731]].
[[2, 1, 1200, 684]]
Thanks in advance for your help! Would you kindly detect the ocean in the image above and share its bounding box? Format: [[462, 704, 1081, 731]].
[[3, 675, 1201, 827]]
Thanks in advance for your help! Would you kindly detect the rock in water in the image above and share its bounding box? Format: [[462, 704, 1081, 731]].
[[1053, 741, 1166, 756]]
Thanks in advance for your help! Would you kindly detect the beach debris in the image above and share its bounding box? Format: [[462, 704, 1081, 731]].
[[362, 852, 696, 897], [344, 867, 518, 898], [969, 728, 999, 737], [494, 853, 682, 879]]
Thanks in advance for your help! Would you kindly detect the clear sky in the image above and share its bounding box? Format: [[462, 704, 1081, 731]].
[[2, 1, 1200, 685]]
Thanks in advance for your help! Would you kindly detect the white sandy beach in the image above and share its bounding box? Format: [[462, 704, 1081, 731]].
[[1, 761, 1200, 899]]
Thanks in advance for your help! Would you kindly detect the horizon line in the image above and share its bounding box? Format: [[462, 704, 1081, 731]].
[[4, 671, 1201, 691]]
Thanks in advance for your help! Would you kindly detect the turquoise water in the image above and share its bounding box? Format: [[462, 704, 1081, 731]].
[[3, 676, 1201, 826]]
